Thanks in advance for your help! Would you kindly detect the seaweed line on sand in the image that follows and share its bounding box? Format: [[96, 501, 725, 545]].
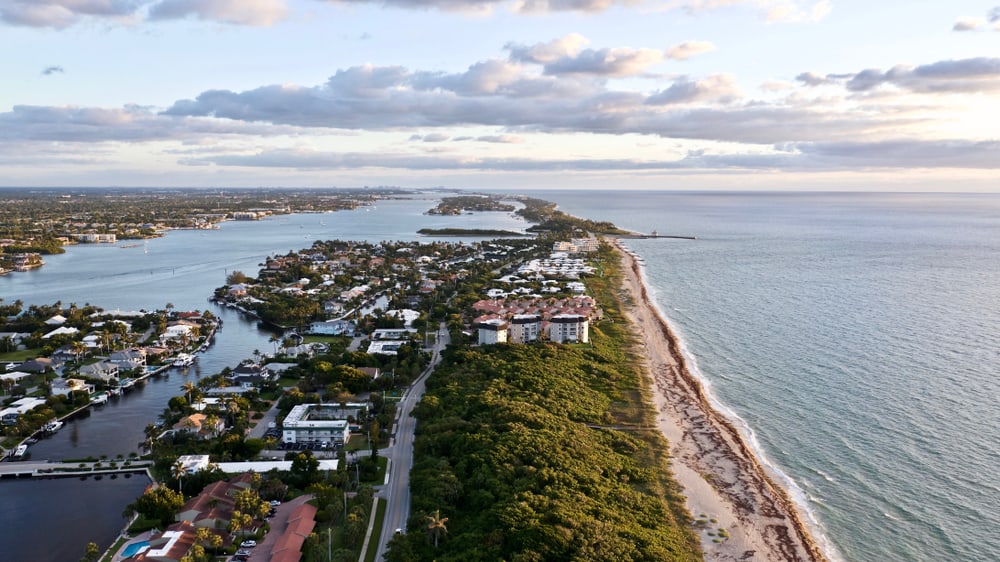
[[613, 239, 828, 562]]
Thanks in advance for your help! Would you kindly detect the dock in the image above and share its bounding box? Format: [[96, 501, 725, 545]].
[[0, 459, 153, 479]]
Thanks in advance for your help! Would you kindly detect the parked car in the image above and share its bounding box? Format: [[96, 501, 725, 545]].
[[240, 540, 257, 548]]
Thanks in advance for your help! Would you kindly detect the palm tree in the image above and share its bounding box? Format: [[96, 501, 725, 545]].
[[172, 459, 187, 494], [71, 340, 88, 365], [181, 381, 197, 405], [426, 509, 449, 548]]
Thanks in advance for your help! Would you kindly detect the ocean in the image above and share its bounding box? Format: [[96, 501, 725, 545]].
[[532, 190, 1000, 562]]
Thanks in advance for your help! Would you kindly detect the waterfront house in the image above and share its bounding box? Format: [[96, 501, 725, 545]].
[[51, 378, 94, 398], [173, 414, 224, 439], [309, 319, 355, 336], [18, 358, 53, 373], [110, 348, 147, 370], [228, 362, 273, 388], [131, 523, 198, 562], [79, 360, 119, 382], [0, 397, 46, 425]]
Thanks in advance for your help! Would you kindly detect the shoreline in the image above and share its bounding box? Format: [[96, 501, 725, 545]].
[[612, 239, 828, 562]]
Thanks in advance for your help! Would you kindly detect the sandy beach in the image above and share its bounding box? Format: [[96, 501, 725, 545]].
[[613, 240, 827, 562]]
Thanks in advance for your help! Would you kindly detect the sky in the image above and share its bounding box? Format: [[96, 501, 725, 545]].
[[1, 0, 999, 191]]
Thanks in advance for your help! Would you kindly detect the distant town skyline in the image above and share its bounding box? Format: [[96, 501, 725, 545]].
[[2, 1, 999, 191]]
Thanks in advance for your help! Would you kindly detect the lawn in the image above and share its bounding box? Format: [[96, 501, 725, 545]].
[[0, 348, 45, 362]]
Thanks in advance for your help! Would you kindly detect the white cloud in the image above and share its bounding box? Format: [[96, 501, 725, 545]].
[[148, 0, 288, 26], [666, 40, 717, 61], [646, 74, 741, 104], [953, 16, 985, 32], [506, 34, 589, 64], [542, 47, 665, 77], [665, 0, 830, 23], [0, 0, 143, 28], [0, 0, 288, 27]]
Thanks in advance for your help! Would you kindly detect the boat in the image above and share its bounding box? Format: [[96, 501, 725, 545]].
[[119, 377, 136, 389], [172, 353, 196, 368], [42, 420, 64, 433], [12, 444, 28, 459], [90, 392, 109, 405]]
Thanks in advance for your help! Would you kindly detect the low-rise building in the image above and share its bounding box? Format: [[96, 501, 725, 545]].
[[282, 404, 352, 446]]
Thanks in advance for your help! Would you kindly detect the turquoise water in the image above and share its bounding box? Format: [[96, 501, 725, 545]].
[[532, 190, 1000, 562], [121, 540, 150, 557]]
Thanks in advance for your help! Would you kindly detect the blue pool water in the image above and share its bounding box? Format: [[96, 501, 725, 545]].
[[121, 540, 150, 557]]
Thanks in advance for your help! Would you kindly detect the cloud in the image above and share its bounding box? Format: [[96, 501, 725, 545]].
[[796, 71, 833, 86], [844, 58, 1000, 93], [506, 34, 589, 64], [0, 104, 302, 142], [667, 0, 831, 23], [541, 47, 665, 77], [787, 139, 1000, 169], [666, 40, 717, 61], [411, 133, 451, 142], [952, 16, 985, 31], [328, 0, 638, 14], [475, 134, 524, 143], [41, 65, 64, 75], [759, 79, 794, 91], [0, 0, 144, 28], [646, 74, 741, 104], [506, 35, 666, 77], [148, 0, 287, 25], [953, 7, 1000, 31], [0, 0, 288, 28]]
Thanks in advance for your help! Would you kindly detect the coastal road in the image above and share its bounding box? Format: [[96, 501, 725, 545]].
[[373, 322, 449, 561]]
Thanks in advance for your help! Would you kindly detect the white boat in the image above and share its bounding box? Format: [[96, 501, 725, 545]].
[[42, 420, 64, 433], [90, 392, 109, 405], [12, 444, 27, 458], [172, 353, 196, 367]]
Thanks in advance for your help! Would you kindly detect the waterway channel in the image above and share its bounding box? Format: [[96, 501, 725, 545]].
[[0, 193, 530, 560]]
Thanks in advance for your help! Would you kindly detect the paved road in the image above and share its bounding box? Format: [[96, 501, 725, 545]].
[[373, 322, 449, 561]]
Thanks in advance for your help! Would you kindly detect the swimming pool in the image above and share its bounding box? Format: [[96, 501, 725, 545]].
[[121, 541, 150, 558]]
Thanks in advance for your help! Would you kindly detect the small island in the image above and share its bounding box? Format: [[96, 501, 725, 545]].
[[416, 228, 527, 237], [425, 194, 516, 215]]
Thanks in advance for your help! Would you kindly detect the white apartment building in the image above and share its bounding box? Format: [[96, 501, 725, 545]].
[[548, 314, 589, 344], [477, 318, 508, 345], [509, 314, 542, 343]]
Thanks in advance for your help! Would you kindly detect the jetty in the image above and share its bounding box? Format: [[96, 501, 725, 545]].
[[617, 230, 696, 240]]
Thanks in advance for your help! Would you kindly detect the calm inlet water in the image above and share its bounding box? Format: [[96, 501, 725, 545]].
[[0, 194, 530, 561], [531, 190, 1000, 562]]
